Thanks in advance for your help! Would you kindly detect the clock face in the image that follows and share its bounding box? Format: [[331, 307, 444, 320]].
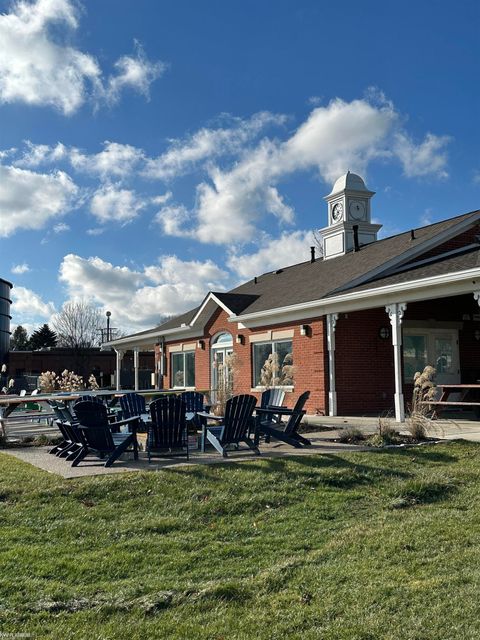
[[349, 200, 366, 220], [332, 202, 343, 222]]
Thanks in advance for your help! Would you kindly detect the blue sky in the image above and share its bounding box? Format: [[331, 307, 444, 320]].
[[1, 0, 479, 335]]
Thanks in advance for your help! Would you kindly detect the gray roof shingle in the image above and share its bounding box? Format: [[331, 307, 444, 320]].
[[149, 210, 480, 333]]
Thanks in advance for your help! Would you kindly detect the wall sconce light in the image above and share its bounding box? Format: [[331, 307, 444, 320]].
[[300, 324, 310, 336], [235, 334, 244, 345], [475, 330, 480, 341], [378, 326, 390, 340], [197, 339, 205, 350]]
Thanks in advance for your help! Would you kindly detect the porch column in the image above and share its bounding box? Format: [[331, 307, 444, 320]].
[[114, 348, 125, 391], [326, 313, 339, 416], [133, 348, 140, 391], [386, 303, 407, 423]]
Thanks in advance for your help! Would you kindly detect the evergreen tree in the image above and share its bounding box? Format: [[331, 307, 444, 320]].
[[29, 324, 57, 350], [10, 325, 30, 350]]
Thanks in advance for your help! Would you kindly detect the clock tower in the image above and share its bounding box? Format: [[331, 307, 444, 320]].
[[320, 172, 381, 260]]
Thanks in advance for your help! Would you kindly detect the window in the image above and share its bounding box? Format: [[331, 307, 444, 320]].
[[252, 340, 293, 387], [171, 351, 195, 388], [403, 329, 459, 383]]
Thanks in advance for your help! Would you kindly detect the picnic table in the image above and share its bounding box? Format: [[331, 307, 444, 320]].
[[421, 384, 480, 418]]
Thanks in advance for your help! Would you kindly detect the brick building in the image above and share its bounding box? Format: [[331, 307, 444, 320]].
[[106, 173, 480, 422]]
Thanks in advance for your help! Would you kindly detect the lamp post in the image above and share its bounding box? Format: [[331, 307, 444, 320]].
[[106, 311, 111, 342]]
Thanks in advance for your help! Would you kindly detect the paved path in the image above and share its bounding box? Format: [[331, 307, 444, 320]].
[[2, 412, 479, 479]]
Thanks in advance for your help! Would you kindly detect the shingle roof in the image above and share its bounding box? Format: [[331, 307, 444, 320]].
[[151, 210, 480, 333], [341, 246, 480, 295], [227, 211, 480, 315]]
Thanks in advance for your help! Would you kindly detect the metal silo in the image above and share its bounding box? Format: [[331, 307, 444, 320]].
[[0, 278, 12, 366]]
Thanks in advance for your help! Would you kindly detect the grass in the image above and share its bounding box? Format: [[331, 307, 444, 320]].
[[1, 442, 480, 638]]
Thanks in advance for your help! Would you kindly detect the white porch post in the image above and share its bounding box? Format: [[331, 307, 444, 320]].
[[133, 348, 140, 391], [386, 303, 407, 423], [326, 313, 339, 416], [473, 291, 480, 307], [114, 348, 125, 391]]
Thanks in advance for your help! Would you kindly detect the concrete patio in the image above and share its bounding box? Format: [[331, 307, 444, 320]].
[[1, 410, 479, 479]]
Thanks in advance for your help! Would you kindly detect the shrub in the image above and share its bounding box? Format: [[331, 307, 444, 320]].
[[337, 426, 365, 444]]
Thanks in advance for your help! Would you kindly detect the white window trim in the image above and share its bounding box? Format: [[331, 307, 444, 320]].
[[171, 350, 196, 389], [252, 338, 293, 388]]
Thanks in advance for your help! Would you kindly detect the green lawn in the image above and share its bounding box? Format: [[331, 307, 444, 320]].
[[1, 442, 480, 639]]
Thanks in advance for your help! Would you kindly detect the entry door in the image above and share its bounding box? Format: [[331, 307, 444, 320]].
[[432, 333, 459, 385], [403, 329, 460, 385], [212, 348, 234, 391]]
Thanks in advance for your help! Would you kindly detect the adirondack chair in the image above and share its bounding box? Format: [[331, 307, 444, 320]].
[[249, 388, 287, 436], [180, 391, 209, 431], [72, 401, 139, 467], [255, 391, 311, 448], [74, 395, 104, 404], [119, 392, 146, 421], [47, 400, 84, 459], [147, 395, 188, 461], [74, 394, 120, 427], [205, 394, 259, 458]]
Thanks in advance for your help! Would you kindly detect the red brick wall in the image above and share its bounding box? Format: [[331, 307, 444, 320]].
[[155, 309, 328, 414], [334, 309, 396, 415]]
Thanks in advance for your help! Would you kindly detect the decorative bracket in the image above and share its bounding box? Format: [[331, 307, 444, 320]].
[[386, 302, 407, 326]]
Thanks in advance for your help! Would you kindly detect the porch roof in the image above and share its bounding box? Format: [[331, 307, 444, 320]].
[[105, 209, 480, 346]]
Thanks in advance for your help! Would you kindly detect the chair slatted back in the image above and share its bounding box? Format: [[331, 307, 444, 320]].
[[221, 394, 257, 445], [260, 388, 286, 409], [284, 391, 310, 435], [74, 401, 115, 452], [149, 396, 187, 450], [180, 391, 205, 413], [74, 395, 104, 405], [120, 393, 146, 419]]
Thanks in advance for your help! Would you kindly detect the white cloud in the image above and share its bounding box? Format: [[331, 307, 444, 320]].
[[90, 184, 146, 224], [154, 204, 192, 237], [11, 286, 56, 322], [86, 227, 105, 236], [0, 0, 164, 115], [0, 164, 78, 237], [11, 263, 30, 274], [104, 42, 165, 105], [143, 111, 286, 180], [59, 253, 230, 331], [394, 132, 450, 179], [227, 230, 316, 279], [158, 96, 451, 245], [53, 222, 70, 233], [70, 141, 146, 178]]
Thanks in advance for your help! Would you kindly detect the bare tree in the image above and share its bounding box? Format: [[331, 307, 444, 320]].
[[52, 301, 103, 349]]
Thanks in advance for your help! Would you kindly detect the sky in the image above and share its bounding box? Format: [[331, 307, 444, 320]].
[[1, 0, 479, 337]]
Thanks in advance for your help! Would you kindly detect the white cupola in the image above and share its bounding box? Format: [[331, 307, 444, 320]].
[[320, 172, 382, 260]]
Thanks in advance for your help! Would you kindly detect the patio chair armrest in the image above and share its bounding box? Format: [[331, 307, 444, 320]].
[[110, 415, 140, 431]]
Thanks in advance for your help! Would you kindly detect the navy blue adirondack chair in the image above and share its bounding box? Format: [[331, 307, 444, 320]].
[[205, 394, 259, 458], [250, 388, 287, 436], [180, 391, 209, 431], [148, 395, 189, 461], [120, 392, 147, 423], [48, 400, 84, 458], [72, 401, 139, 467], [255, 391, 311, 448]]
